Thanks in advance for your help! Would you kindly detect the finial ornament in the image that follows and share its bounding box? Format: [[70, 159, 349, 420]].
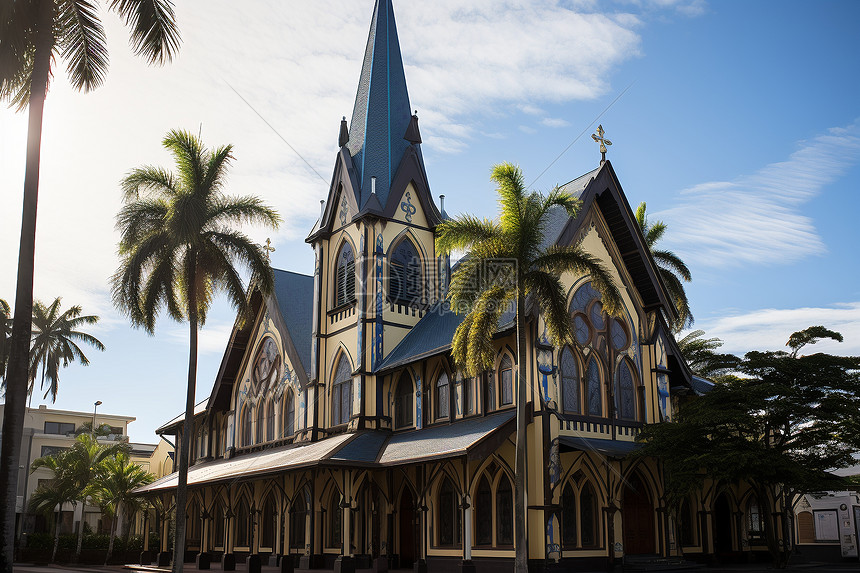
[[591, 124, 612, 164], [263, 238, 276, 261]]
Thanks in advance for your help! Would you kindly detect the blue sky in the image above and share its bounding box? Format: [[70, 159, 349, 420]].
[[1, 0, 858, 442]]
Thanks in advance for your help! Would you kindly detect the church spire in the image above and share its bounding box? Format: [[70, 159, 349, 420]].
[[347, 0, 422, 209]]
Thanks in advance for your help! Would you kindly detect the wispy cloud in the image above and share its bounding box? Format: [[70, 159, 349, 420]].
[[657, 121, 860, 267], [541, 117, 571, 128], [694, 302, 860, 357]]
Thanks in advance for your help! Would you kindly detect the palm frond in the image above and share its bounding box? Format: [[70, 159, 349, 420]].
[[491, 163, 526, 238], [659, 267, 693, 329], [120, 166, 177, 200], [523, 270, 572, 346], [435, 215, 503, 256], [200, 143, 234, 195], [57, 0, 108, 92], [206, 195, 281, 229], [653, 249, 692, 282], [108, 0, 180, 65], [163, 129, 204, 192], [532, 245, 623, 316]]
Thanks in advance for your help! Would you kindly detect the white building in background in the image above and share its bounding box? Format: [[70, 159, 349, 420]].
[[0, 403, 169, 541], [795, 490, 860, 562]]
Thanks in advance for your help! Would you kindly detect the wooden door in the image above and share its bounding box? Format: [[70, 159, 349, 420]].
[[622, 474, 655, 555]]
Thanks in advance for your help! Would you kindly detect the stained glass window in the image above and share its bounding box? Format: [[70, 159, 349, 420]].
[[438, 478, 459, 546], [617, 361, 636, 421], [328, 491, 342, 548], [586, 358, 602, 416], [611, 318, 628, 350], [590, 301, 604, 329], [332, 355, 353, 426], [395, 372, 413, 428], [574, 315, 590, 345], [436, 372, 449, 419], [256, 404, 264, 443], [499, 355, 513, 405], [486, 373, 496, 412], [266, 399, 275, 441], [476, 477, 492, 545], [261, 493, 276, 548], [562, 484, 577, 548], [290, 492, 308, 549], [284, 391, 295, 436], [496, 477, 513, 545], [236, 497, 250, 547], [580, 483, 596, 547], [390, 239, 422, 305], [335, 242, 356, 307], [561, 347, 579, 413]]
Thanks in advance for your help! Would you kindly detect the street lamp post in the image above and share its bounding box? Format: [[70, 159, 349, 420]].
[[92, 400, 102, 435]]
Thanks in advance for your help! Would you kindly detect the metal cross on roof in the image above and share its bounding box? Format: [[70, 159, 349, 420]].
[[591, 124, 612, 164], [263, 238, 276, 261]]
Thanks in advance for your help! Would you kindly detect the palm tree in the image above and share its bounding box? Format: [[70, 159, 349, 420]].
[[0, 4, 179, 568], [0, 299, 10, 381], [28, 452, 78, 563], [92, 452, 154, 564], [436, 163, 622, 573], [676, 329, 740, 380], [27, 297, 105, 402], [112, 129, 280, 572], [634, 202, 693, 331], [52, 433, 128, 562]]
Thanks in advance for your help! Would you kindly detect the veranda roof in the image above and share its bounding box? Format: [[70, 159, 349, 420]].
[[137, 412, 515, 494]]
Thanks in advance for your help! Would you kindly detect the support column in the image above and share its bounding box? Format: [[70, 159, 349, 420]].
[[460, 494, 475, 573], [335, 472, 356, 573]]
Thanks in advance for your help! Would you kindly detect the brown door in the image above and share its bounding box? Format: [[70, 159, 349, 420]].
[[399, 490, 415, 568], [622, 473, 656, 555]]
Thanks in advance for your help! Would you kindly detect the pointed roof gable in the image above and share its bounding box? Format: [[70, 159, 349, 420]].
[[347, 0, 422, 209]]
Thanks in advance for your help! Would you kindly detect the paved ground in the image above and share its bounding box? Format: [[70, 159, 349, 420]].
[[11, 563, 860, 573]]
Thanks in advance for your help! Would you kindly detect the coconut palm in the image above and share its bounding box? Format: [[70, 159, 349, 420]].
[[48, 433, 129, 562], [92, 452, 154, 564], [635, 202, 693, 331], [0, 299, 10, 381], [28, 452, 78, 563], [436, 163, 622, 573], [0, 4, 179, 567], [677, 329, 740, 380], [27, 297, 105, 402], [112, 129, 280, 571]]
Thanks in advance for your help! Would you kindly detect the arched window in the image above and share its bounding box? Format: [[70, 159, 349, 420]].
[[580, 483, 597, 547], [213, 501, 225, 549], [561, 346, 579, 413], [328, 490, 342, 548], [678, 498, 695, 546], [283, 391, 295, 437], [616, 360, 637, 421], [389, 239, 422, 306], [256, 404, 264, 443], [585, 358, 602, 416], [499, 355, 514, 406], [266, 399, 275, 441], [561, 483, 577, 548], [485, 374, 496, 412], [462, 376, 473, 414], [241, 404, 252, 447], [394, 372, 414, 429], [747, 496, 763, 539], [261, 493, 276, 549], [435, 372, 449, 420], [437, 477, 460, 547], [236, 497, 251, 548], [189, 503, 201, 543], [335, 242, 356, 307], [496, 476, 513, 546], [332, 355, 353, 426], [290, 491, 308, 549], [475, 476, 492, 546]]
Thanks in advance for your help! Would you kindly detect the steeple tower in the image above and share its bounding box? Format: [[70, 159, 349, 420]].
[[347, 0, 422, 209]]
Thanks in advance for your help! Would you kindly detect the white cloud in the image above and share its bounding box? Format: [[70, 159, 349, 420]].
[[541, 117, 571, 128], [693, 302, 860, 357], [657, 121, 860, 267]]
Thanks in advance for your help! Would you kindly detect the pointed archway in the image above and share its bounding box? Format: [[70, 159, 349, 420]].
[[398, 489, 416, 568], [713, 493, 733, 557], [621, 472, 656, 555]]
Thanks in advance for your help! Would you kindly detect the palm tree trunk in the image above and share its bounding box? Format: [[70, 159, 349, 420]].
[[514, 293, 528, 573], [75, 498, 86, 561], [52, 510, 61, 563], [106, 504, 118, 565], [0, 5, 54, 572], [173, 268, 198, 573]]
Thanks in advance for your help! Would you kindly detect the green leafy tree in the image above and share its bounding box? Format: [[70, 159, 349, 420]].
[[436, 163, 622, 573], [676, 329, 739, 380], [636, 326, 860, 568], [112, 129, 280, 571], [0, 4, 179, 568], [28, 452, 78, 563], [27, 297, 105, 402], [635, 202, 692, 331], [92, 452, 154, 564]]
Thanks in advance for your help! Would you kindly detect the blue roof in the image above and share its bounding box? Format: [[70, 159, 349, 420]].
[[690, 375, 716, 395], [558, 436, 640, 459], [347, 0, 421, 209], [272, 269, 314, 375]]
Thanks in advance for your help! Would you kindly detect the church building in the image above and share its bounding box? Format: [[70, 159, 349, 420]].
[[139, 1, 787, 571]]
